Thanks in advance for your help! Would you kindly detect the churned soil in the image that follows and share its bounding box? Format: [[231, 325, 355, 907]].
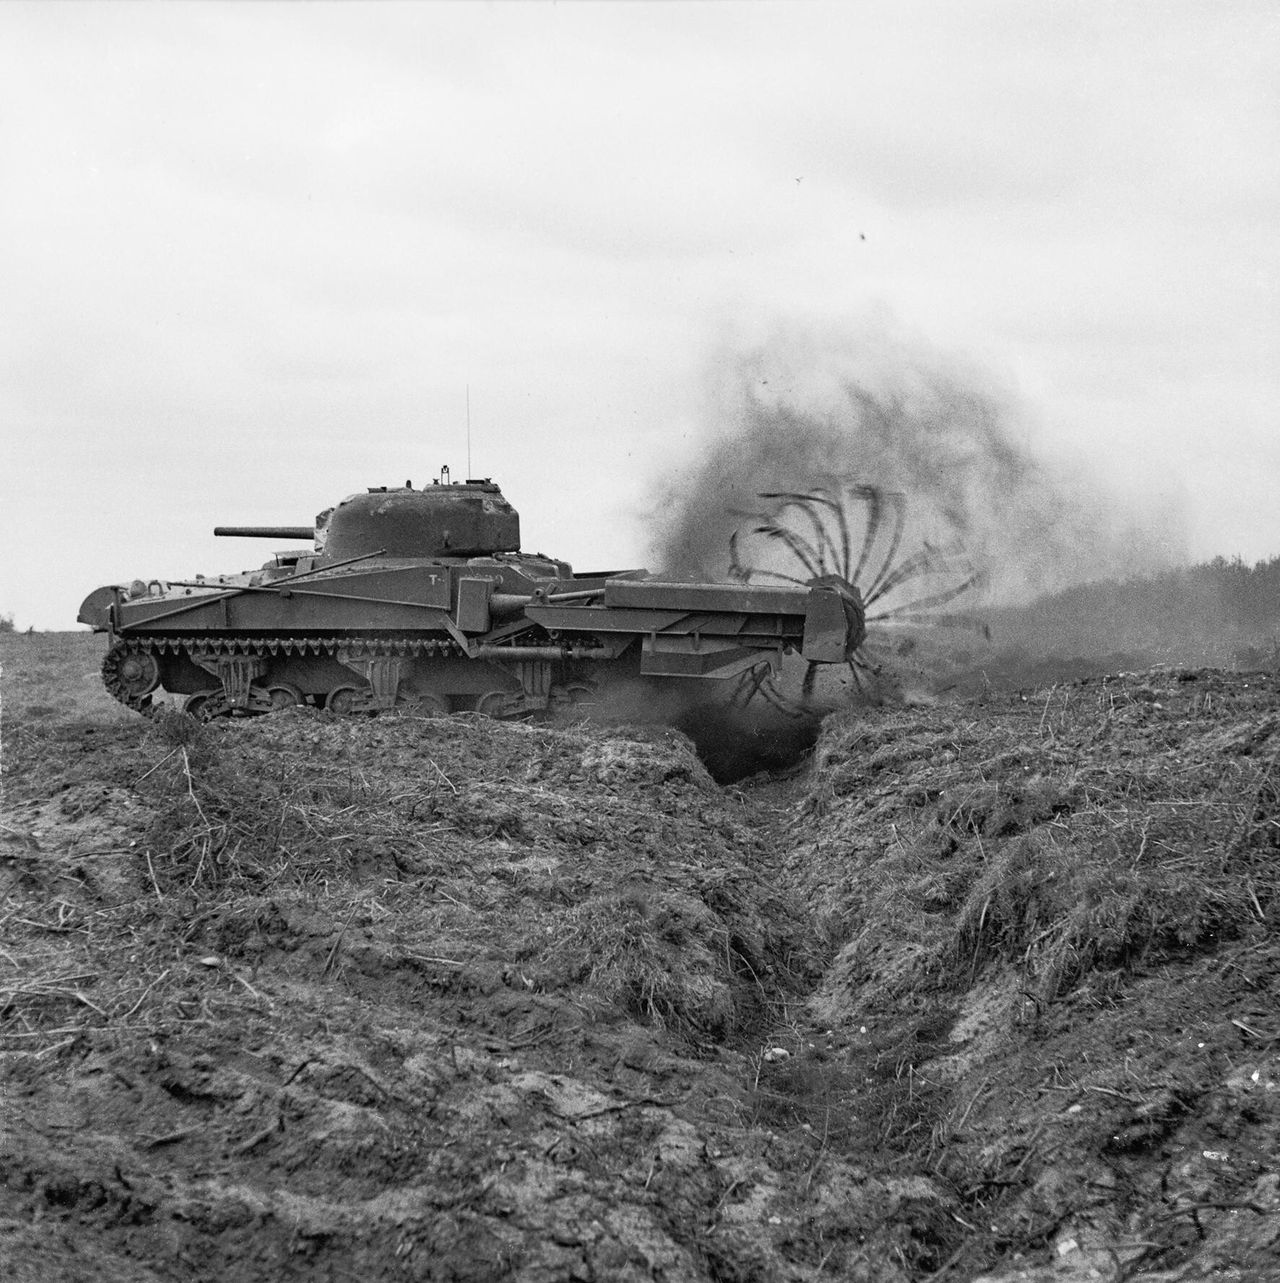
[[2, 634, 1278, 1281]]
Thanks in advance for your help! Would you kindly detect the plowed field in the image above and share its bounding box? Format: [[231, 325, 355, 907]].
[[2, 633, 1278, 1281]]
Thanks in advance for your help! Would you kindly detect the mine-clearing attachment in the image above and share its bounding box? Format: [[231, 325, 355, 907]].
[[727, 483, 985, 711]]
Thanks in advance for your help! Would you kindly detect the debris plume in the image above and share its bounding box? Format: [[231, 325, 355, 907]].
[[651, 321, 1186, 605]]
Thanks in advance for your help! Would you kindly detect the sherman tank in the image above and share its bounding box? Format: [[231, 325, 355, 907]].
[[77, 474, 867, 719]]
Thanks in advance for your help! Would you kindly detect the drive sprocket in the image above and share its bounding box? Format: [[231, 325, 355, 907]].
[[102, 641, 161, 714]]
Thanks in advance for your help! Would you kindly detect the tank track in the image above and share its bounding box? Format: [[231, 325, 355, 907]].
[[102, 634, 466, 716], [119, 634, 465, 658]]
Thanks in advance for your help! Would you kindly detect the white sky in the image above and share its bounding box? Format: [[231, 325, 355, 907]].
[[2, 0, 1276, 630]]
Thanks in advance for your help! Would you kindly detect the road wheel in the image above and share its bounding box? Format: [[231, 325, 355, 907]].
[[266, 682, 305, 711], [183, 690, 223, 721], [325, 685, 364, 715], [475, 690, 517, 718], [548, 683, 594, 716]]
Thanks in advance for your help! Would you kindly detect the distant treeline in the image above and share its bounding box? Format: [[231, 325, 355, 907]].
[[980, 555, 1280, 669]]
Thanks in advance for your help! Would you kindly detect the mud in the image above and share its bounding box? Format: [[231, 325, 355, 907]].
[[2, 638, 1278, 1281]]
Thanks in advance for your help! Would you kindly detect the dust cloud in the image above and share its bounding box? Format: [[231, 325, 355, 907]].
[[650, 320, 1186, 605]]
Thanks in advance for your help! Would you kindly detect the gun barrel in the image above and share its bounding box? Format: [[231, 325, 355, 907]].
[[214, 526, 316, 540]]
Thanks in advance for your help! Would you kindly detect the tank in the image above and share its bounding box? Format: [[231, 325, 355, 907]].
[[77, 475, 867, 719]]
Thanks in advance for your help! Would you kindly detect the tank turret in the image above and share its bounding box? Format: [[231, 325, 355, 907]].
[[317, 479, 519, 562], [212, 479, 520, 560]]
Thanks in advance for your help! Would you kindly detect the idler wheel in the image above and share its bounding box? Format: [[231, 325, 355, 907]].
[[266, 682, 305, 711]]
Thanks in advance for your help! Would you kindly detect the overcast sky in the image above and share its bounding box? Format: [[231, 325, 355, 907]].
[[2, 0, 1276, 630]]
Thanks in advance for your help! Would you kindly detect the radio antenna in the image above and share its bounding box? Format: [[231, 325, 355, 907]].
[[466, 386, 472, 478]]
